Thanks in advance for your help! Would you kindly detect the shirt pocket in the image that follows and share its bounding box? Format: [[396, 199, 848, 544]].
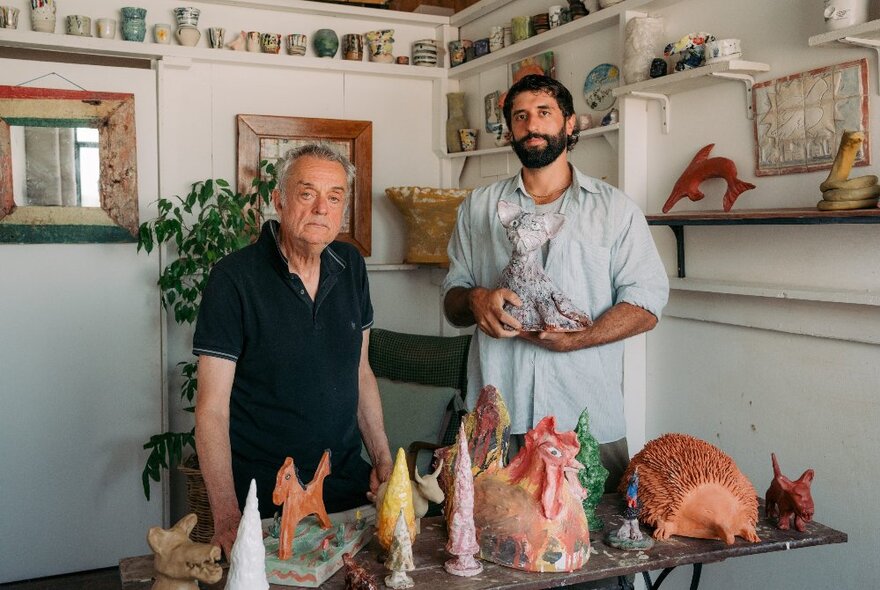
[[552, 238, 614, 314]]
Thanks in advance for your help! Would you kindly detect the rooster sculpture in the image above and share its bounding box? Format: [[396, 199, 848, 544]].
[[448, 388, 591, 573]]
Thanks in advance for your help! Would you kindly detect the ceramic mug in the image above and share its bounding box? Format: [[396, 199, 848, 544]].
[[342, 33, 363, 60], [396, 55, 409, 65], [246, 30, 260, 52], [286, 33, 307, 55], [548, 5, 564, 28], [448, 39, 465, 67], [30, 0, 56, 33], [153, 23, 172, 44], [365, 29, 394, 63], [95, 18, 116, 38], [458, 128, 478, 152], [489, 25, 504, 52], [66, 15, 91, 36], [1, 6, 20, 29], [511, 16, 531, 43], [704, 38, 741, 63], [209, 27, 224, 48], [260, 32, 281, 54]]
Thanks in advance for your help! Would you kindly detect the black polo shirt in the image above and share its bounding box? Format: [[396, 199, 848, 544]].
[[193, 220, 374, 516]]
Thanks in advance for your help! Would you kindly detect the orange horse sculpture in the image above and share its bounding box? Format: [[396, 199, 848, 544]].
[[273, 450, 333, 560]]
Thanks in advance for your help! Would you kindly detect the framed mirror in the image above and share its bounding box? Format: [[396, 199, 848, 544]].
[[0, 85, 139, 243]]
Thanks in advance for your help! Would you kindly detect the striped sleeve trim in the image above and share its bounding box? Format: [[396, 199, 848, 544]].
[[192, 347, 239, 362], [362, 319, 374, 330]]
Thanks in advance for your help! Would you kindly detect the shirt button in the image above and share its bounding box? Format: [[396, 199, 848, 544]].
[[300, 289, 304, 295]]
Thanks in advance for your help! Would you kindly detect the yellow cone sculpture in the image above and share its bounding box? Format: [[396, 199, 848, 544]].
[[377, 448, 416, 550]]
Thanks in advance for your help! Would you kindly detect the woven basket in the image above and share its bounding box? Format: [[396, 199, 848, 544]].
[[177, 454, 215, 544]]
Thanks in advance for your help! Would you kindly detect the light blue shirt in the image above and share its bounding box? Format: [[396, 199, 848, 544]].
[[442, 166, 669, 442]]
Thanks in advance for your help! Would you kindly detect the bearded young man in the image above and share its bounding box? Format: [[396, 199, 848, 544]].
[[443, 74, 669, 498]]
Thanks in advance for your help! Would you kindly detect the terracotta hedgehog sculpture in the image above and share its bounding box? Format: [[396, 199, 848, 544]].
[[619, 433, 760, 545]]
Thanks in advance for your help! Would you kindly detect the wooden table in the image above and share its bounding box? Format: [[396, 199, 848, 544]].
[[121, 495, 846, 590]]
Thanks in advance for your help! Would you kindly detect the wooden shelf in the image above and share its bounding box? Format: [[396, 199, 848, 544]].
[[0, 28, 445, 79], [668, 277, 880, 307], [441, 123, 619, 159], [613, 59, 770, 133], [647, 207, 880, 277], [447, 0, 683, 79]]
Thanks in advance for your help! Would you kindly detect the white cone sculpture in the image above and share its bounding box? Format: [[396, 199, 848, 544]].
[[384, 510, 415, 589], [444, 423, 482, 576], [225, 479, 269, 590]]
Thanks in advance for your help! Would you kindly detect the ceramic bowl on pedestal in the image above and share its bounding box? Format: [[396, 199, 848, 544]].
[[385, 186, 471, 265]]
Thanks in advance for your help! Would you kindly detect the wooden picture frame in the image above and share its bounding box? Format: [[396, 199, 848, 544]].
[[237, 114, 372, 255]]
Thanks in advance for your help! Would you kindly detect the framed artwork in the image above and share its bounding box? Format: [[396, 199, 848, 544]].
[[237, 114, 373, 255], [752, 58, 869, 177], [510, 51, 555, 85]]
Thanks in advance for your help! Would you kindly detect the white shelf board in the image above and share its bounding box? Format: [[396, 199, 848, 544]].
[[808, 19, 880, 46], [613, 59, 769, 97], [450, 0, 683, 29], [669, 277, 880, 307], [192, 0, 449, 26], [0, 28, 445, 79], [441, 123, 619, 158]]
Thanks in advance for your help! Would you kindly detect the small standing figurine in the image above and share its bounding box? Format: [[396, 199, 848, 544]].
[[606, 468, 654, 551], [444, 423, 483, 576], [384, 511, 415, 589], [272, 450, 333, 561], [765, 453, 815, 532]]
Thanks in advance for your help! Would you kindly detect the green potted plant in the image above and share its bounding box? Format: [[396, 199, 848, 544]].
[[138, 164, 275, 541]]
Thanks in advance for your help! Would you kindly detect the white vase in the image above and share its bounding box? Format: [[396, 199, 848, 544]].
[[622, 16, 664, 84], [823, 0, 870, 30]]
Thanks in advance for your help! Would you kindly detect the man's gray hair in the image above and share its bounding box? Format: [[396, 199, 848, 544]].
[[276, 142, 356, 202]]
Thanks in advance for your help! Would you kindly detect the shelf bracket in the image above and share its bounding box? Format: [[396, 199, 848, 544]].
[[670, 225, 685, 278], [839, 37, 880, 94], [630, 91, 670, 134], [710, 72, 756, 119]]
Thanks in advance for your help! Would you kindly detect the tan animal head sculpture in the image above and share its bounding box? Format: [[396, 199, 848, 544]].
[[147, 513, 222, 590]]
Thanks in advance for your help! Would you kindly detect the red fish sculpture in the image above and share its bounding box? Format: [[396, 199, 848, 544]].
[[663, 144, 756, 213]]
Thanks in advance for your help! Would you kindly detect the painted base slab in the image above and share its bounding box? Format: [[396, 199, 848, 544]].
[[262, 505, 375, 587], [605, 531, 655, 551]]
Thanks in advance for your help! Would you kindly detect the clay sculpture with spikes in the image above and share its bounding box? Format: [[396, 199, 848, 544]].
[[619, 433, 760, 545], [817, 130, 879, 210], [663, 144, 756, 213]]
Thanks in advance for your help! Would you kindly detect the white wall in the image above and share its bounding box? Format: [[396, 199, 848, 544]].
[[643, 0, 879, 588], [0, 59, 163, 581]]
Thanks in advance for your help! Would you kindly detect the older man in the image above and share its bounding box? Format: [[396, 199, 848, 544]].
[[194, 143, 392, 557]]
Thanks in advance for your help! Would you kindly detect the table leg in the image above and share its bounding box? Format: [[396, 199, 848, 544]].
[[641, 563, 702, 590]]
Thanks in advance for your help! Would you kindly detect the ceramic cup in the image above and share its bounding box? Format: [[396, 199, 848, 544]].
[[342, 33, 363, 60], [576, 113, 593, 132], [246, 30, 260, 52], [365, 29, 394, 63], [96, 18, 116, 38], [473, 38, 489, 58], [260, 32, 281, 53], [824, 0, 870, 30], [209, 27, 224, 48], [286, 33, 307, 55], [30, 0, 56, 33], [396, 55, 409, 65], [153, 23, 172, 44], [176, 24, 200, 46], [172, 6, 200, 27], [1, 6, 20, 29], [548, 5, 564, 28], [66, 14, 91, 36], [458, 128, 478, 152], [511, 16, 531, 43], [121, 7, 147, 42], [704, 38, 742, 63], [448, 39, 465, 67], [489, 25, 504, 52]]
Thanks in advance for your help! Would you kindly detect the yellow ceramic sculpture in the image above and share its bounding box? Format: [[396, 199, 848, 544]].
[[377, 448, 416, 550], [385, 187, 471, 265]]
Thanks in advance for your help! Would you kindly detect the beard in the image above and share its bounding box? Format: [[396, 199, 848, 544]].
[[511, 126, 568, 169]]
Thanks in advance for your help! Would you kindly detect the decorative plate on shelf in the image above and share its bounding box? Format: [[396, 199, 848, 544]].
[[583, 63, 620, 111]]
